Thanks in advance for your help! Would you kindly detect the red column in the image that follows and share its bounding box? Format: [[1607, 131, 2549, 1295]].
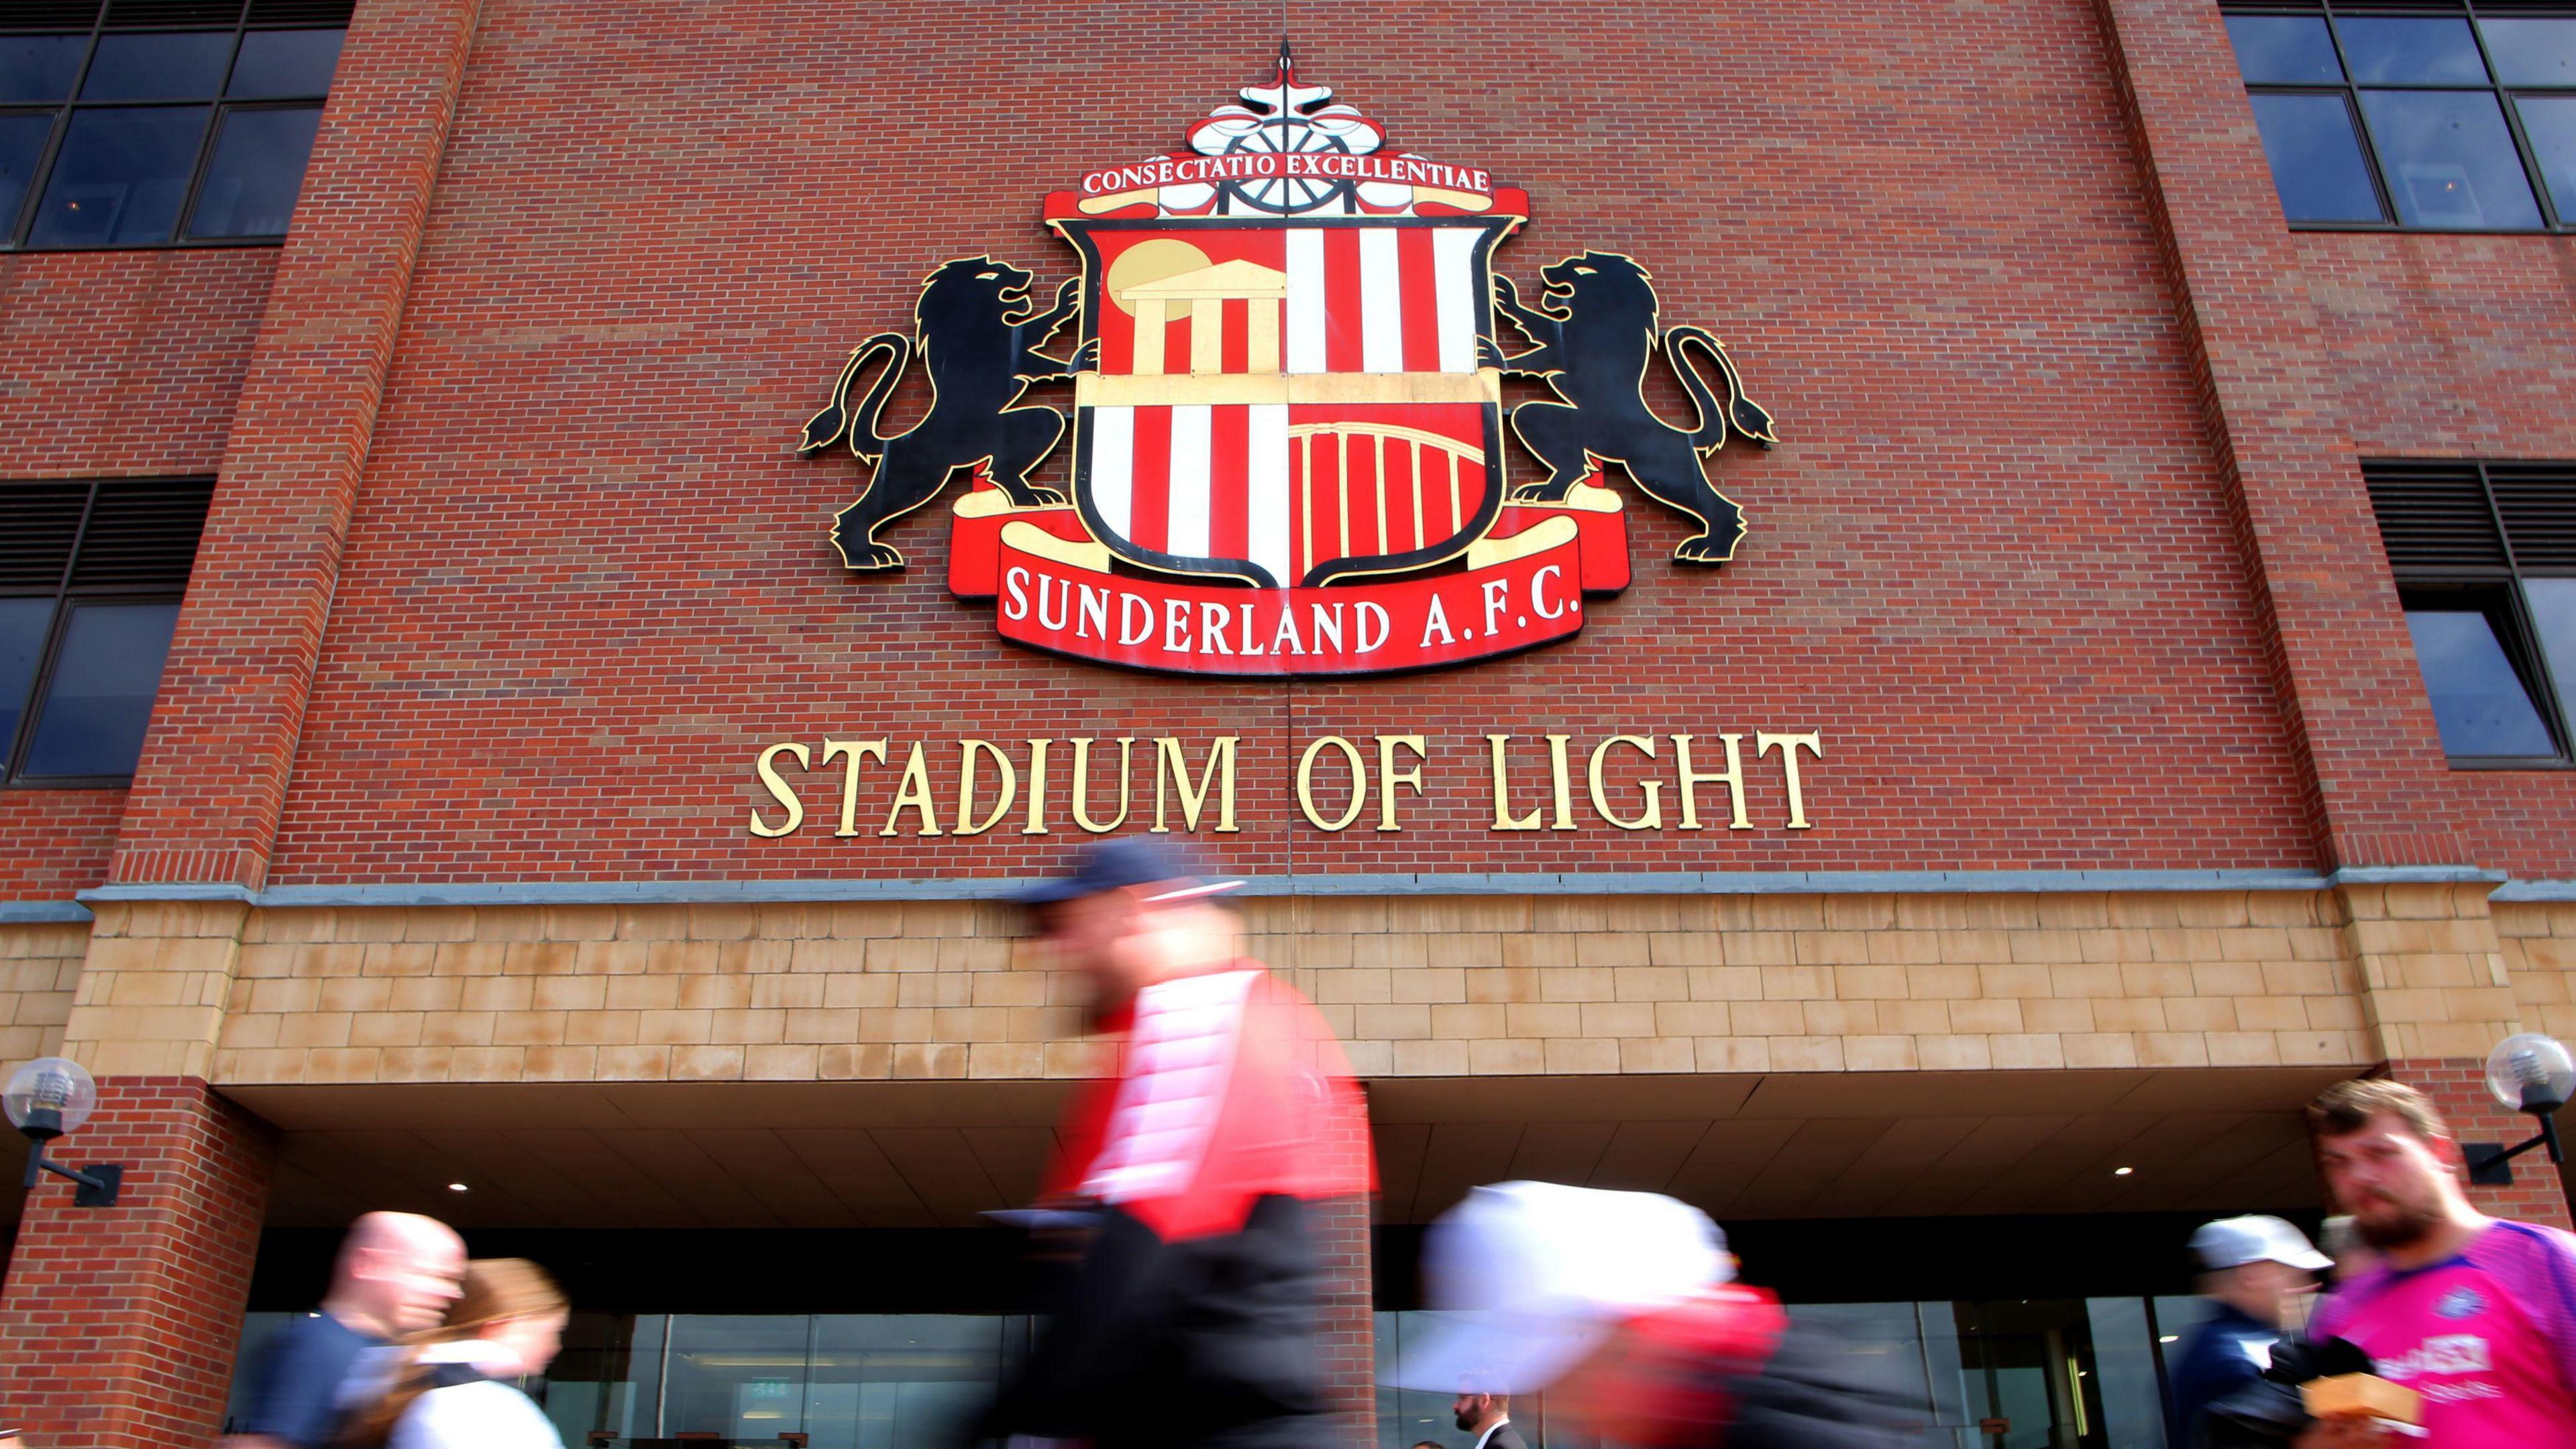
[[0, 1079, 274, 1448], [1313, 1191, 1379, 1448], [2090, 0, 2471, 871], [1315, 1094, 1379, 1449], [105, 0, 483, 892], [2384, 1058, 2575, 1232]]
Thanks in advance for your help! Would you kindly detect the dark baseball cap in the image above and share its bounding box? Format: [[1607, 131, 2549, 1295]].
[[1009, 837, 1242, 908]]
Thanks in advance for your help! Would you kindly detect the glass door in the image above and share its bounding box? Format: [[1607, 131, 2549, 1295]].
[[1953, 1300, 2114, 1449]]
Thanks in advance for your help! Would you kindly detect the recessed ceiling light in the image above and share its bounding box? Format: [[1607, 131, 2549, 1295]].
[[2113, 1166, 2134, 1176], [2160, 1335, 2179, 1344], [447, 1182, 470, 1192]]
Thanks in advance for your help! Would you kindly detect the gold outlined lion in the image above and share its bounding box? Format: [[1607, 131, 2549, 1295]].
[[798, 256, 1088, 570], [1485, 252, 1777, 565]]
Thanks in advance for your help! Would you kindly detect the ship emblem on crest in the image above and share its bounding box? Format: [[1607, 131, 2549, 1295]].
[[798, 46, 1778, 677]]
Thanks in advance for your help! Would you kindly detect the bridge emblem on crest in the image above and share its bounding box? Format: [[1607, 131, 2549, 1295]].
[[798, 47, 1778, 677]]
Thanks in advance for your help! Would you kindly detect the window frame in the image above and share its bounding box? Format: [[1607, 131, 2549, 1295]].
[[2222, 1, 2576, 235], [2368, 461, 2576, 769], [0, 4, 345, 253], [1, 478, 208, 789]]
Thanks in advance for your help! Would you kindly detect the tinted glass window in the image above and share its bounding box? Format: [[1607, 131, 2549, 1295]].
[[186, 105, 320, 237], [0, 598, 54, 773], [2249, 94, 2385, 223], [26, 105, 209, 246], [227, 29, 342, 98], [659, 1316, 813, 1437], [6, 16, 339, 250], [2226, 15, 2344, 85], [0, 113, 51, 234], [0, 34, 87, 103], [805, 1316, 1005, 1449], [2517, 95, 2576, 219], [78, 31, 233, 101], [2360, 89, 2544, 228], [2404, 606, 2557, 757], [19, 600, 179, 777], [2481, 18, 2576, 89], [2530, 578, 2576, 717], [2337, 17, 2489, 86]]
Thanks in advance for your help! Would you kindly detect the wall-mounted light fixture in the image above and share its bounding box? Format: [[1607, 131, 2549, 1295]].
[[2463, 1033, 2574, 1195], [5, 1057, 121, 1206]]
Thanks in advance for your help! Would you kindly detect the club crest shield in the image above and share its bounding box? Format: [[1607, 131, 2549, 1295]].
[[798, 48, 1779, 677]]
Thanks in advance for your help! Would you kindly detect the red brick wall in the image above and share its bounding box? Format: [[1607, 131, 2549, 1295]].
[[0, 248, 274, 898], [0, 0, 2562, 899], [2294, 233, 2576, 882], [0, 250, 273, 479], [0, 790, 125, 901], [0, 1078, 274, 1448], [258, 0, 2323, 885], [2384, 1057, 2575, 1232]]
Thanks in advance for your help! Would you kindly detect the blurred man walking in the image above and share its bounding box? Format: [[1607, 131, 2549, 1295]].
[[978, 840, 1374, 1449], [2166, 1215, 2330, 1443], [221, 1211, 466, 1449]]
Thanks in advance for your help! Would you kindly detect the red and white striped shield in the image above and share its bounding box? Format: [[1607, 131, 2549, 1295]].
[[1057, 217, 1515, 588]]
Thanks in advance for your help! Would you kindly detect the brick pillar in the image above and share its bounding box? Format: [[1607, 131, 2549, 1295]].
[[0, 1078, 274, 1448], [105, 0, 483, 892], [2090, 0, 2471, 872], [1314, 1083, 1379, 1449], [1313, 1191, 1378, 1449]]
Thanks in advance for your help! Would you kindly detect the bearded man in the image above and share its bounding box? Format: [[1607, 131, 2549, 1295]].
[[2298, 1077, 2576, 1447]]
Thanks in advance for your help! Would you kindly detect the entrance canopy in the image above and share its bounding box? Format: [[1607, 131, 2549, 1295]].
[[208, 1065, 2353, 1231]]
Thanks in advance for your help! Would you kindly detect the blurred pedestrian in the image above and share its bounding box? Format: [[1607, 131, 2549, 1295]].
[[2166, 1216, 2330, 1443], [222, 1212, 465, 1449], [975, 839, 1375, 1449], [337, 1258, 568, 1449], [1391, 1180, 1929, 1448], [2296, 1078, 2576, 1446], [1452, 1391, 1526, 1449]]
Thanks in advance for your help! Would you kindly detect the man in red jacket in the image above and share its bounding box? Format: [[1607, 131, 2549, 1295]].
[[980, 840, 1375, 1449]]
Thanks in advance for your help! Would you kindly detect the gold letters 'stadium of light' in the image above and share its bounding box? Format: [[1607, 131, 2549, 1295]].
[[748, 733, 1821, 838]]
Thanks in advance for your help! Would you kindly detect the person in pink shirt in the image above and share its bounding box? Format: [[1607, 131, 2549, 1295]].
[[2300, 1077, 2576, 1447]]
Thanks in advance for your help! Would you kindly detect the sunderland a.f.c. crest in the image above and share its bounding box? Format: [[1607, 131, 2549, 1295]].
[[798, 48, 1777, 677]]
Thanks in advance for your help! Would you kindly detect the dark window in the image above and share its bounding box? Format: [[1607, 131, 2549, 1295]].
[[2220, 2, 2576, 233], [0, 1, 352, 251], [0, 478, 213, 786], [2247, 93, 2385, 221], [2365, 462, 2576, 765]]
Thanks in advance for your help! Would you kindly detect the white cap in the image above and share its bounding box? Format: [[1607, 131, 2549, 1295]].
[[1384, 1181, 1731, 1396], [2192, 1215, 2331, 1273]]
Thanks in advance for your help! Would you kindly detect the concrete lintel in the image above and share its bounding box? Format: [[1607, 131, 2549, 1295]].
[[2324, 865, 2508, 889], [76, 883, 259, 906], [0, 900, 93, 923], [49, 866, 2390, 910]]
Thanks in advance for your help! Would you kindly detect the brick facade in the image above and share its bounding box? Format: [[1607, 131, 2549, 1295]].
[[0, 1, 2562, 898], [0, 1079, 273, 1449], [3, 0, 2575, 1440]]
